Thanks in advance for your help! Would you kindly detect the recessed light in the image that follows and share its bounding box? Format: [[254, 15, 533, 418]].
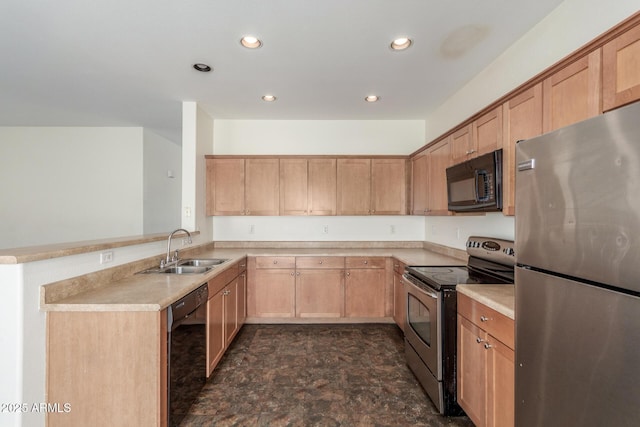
[[365, 95, 380, 103], [390, 37, 412, 51], [262, 95, 277, 102], [193, 63, 212, 72], [241, 36, 262, 49]]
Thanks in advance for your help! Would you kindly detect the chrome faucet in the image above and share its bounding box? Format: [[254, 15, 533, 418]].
[[161, 228, 192, 268]]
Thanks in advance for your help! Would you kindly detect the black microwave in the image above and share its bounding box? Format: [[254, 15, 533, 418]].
[[446, 149, 502, 212]]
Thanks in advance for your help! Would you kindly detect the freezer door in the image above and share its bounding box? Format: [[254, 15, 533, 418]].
[[516, 267, 640, 427], [515, 100, 640, 293]]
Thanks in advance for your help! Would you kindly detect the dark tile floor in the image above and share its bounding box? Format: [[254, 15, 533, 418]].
[[180, 324, 474, 427]]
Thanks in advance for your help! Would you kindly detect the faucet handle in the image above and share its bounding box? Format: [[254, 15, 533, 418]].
[[160, 259, 166, 268], [172, 249, 179, 261]]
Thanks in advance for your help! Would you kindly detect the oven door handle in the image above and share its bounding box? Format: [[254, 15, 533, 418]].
[[402, 275, 439, 299]]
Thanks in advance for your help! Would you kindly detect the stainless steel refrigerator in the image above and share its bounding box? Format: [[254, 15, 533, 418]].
[[515, 100, 640, 427]]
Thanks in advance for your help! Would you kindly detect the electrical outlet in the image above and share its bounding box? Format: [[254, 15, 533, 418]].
[[322, 225, 329, 234], [390, 225, 396, 234], [456, 227, 461, 239], [249, 224, 255, 234], [99, 251, 113, 264], [184, 206, 192, 217]]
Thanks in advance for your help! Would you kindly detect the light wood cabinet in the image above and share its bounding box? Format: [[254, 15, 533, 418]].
[[543, 50, 602, 132], [297, 257, 345, 318], [206, 158, 245, 215], [603, 22, 640, 111], [502, 83, 543, 216], [46, 311, 167, 427], [207, 259, 246, 375], [280, 158, 337, 215], [245, 158, 279, 215], [473, 107, 503, 158], [392, 259, 406, 332], [457, 292, 514, 427], [450, 124, 474, 164], [345, 257, 386, 317], [248, 256, 296, 318], [371, 158, 407, 215], [410, 150, 429, 215], [427, 138, 452, 216], [337, 158, 372, 215]]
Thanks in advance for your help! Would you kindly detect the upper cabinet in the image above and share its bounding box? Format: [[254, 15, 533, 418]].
[[603, 22, 640, 111], [502, 84, 543, 216], [337, 158, 372, 215], [427, 138, 452, 216], [410, 150, 429, 215], [543, 50, 602, 132], [206, 158, 245, 216], [371, 159, 407, 215], [206, 158, 279, 216], [450, 124, 474, 164], [337, 158, 407, 215], [451, 107, 503, 165], [280, 158, 337, 216]]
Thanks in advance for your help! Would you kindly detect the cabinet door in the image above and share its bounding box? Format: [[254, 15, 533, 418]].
[[245, 158, 280, 215], [411, 151, 429, 215], [393, 268, 406, 331], [345, 268, 385, 317], [502, 83, 543, 216], [486, 336, 515, 427], [450, 124, 474, 164], [207, 290, 225, 376], [207, 158, 245, 215], [473, 106, 503, 157], [603, 23, 640, 111], [250, 269, 296, 317], [295, 269, 344, 318], [308, 158, 337, 215], [279, 159, 308, 215], [543, 50, 602, 132], [457, 314, 487, 427], [224, 279, 239, 347], [337, 158, 371, 215], [371, 158, 407, 215], [427, 138, 451, 216]]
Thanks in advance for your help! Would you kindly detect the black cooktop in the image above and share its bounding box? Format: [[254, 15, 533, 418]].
[[405, 259, 514, 291]]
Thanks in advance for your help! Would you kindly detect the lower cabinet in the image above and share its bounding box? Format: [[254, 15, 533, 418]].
[[392, 258, 407, 331], [345, 257, 386, 317], [248, 256, 389, 320], [206, 258, 247, 376], [457, 292, 514, 427]]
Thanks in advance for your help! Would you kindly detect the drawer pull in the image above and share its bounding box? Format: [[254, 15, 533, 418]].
[[480, 316, 489, 322]]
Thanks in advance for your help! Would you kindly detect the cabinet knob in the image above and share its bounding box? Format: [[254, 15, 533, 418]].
[[273, 260, 278, 264], [484, 343, 492, 350], [319, 260, 323, 264], [346, 272, 350, 277], [480, 316, 489, 322], [290, 272, 294, 276], [364, 260, 368, 265], [476, 337, 484, 344], [296, 272, 300, 276]]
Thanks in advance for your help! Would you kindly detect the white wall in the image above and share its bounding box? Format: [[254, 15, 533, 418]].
[[213, 120, 426, 155], [143, 129, 182, 234], [0, 127, 144, 249], [421, 1, 640, 248]]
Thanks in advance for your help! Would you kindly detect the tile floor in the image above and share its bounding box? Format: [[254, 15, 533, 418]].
[[180, 324, 474, 427]]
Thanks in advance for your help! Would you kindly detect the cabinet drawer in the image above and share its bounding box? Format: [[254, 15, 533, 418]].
[[458, 292, 514, 349], [296, 256, 345, 269], [345, 256, 386, 269], [393, 258, 406, 274], [209, 262, 240, 295], [255, 256, 296, 269]]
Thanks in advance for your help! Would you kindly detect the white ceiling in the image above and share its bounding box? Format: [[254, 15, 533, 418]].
[[0, 0, 565, 143]]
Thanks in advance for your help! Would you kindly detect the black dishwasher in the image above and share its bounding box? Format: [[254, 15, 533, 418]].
[[167, 283, 208, 427]]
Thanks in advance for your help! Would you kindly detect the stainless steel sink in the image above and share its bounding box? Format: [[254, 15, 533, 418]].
[[138, 258, 229, 274], [178, 258, 228, 267]]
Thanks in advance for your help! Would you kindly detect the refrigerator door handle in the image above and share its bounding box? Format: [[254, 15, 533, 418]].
[[517, 159, 535, 171]]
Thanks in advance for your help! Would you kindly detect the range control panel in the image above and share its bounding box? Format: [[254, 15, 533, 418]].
[[466, 236, 515, 266]]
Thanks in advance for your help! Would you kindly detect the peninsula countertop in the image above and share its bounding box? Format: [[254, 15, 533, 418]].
[[42, 247, 467, 312], [456, 284, 515, 319]]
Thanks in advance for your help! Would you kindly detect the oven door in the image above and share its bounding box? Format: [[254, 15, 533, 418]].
[[403, 274, 441, 380]]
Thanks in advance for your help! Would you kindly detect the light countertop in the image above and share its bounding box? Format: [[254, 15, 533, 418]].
[[456, 284, 515, 319], [42, 247, 466, 313]]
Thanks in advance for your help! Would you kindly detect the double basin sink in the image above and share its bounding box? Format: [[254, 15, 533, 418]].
[[139, 258, 229, 275]]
